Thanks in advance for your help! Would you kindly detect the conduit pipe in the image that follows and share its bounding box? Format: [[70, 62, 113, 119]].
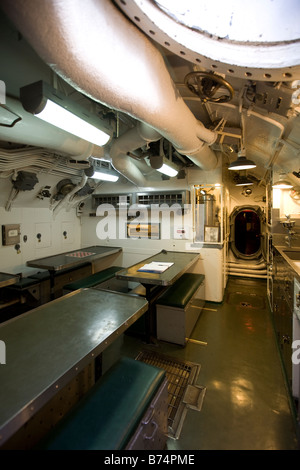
[[0, 0, 219, 180], [227, 272, 267, 279], [0, 146, 83, 178], [228, 268, 267, 275], [227, 261, 266, 270], [109, 121, 161, 186]]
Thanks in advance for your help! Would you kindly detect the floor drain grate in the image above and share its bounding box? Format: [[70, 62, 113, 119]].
[[136, 350, 205, 439]]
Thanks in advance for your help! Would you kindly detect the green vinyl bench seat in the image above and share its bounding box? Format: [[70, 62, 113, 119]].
[[29, 271, 51, 281], [156, 273, 205, 346], [63, 266, 123, 292], [157, 273, 205, 308], [6, 277, 40, 291], [39, 357, 168, 450]]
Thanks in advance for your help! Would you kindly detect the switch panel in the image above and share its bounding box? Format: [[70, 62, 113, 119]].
[[2, 224, 21, 245]]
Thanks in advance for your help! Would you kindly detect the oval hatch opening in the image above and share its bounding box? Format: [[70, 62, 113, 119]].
[[230, 206, 262, 260]]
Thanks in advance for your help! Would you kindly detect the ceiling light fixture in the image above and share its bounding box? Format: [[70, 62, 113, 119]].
[[91, 171, 119, 182], [157, 163, 178, 177], [235, 176, 254, 186], [234, 170, 254, 186], [150, 154, 179, 177], [228, 148, 256, 171], [20, 81, 111, 147], [272, 172, 293, 189], [85, 161, 119, 182]]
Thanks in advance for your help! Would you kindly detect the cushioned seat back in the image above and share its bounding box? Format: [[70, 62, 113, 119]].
[[157, 273, 205, 308]]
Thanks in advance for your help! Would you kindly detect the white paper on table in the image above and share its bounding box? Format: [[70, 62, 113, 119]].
[[137, 261, 174, 273]]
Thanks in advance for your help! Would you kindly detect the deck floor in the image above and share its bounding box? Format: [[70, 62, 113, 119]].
[[121, 276, 300, 450]]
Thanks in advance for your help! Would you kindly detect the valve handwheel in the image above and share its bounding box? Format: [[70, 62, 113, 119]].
[[184, 71, 234, 103]]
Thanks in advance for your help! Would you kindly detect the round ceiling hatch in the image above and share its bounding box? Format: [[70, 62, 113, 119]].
[[116, 0, 300, 81]]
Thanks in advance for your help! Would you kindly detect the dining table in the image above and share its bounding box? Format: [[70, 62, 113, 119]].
[[0, 287, 148, 446], [26, 245, 122, 298], [0, 272, 19, 288], [116, 250, 200, 342]]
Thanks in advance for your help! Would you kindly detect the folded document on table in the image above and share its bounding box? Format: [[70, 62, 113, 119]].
[[137, 261, 174, 273]]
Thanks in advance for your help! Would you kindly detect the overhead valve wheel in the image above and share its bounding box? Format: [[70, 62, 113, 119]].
[[184, 71, 234, 103]]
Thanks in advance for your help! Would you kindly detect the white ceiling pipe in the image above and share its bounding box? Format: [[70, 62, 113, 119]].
[[110, 121, 161, 186], [0, 0, 218, 175]]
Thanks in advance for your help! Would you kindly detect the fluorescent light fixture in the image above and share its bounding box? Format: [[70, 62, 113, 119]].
[[85, 161, 119, 182], [150, 154, 179, 177], [20, 81, 111, 147], [92, 170, 119, 182], [234, 170, 254, 186], [272, 173, 293, 189], [235, 176, 253, 186], [156, 163, 178, 177], [228, 149, 256, 170]]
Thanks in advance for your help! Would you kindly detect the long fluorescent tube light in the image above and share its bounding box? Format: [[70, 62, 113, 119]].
[[156, 163, 178, 177], [92, 170, 119, 182], [149, 154, 179, 177], [20, 81, 111, 147], [37, 100, 110, 146], [235, 176, 253, 186]]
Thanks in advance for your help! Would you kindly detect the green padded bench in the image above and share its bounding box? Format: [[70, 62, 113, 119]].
[[39, 357, 168, 450], [6, 277, 40, 291], [63, 266, 123, 292], [156, 273, 205, 346]]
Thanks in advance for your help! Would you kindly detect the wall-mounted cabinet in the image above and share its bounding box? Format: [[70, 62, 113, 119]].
[[272, 247, 294, 394]]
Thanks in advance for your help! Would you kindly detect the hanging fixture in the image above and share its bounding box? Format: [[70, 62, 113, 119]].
[[272, 172, 293, 189], [149, 154, 179, 177], [85, 160, 119, 182], [20, 81, 111, 147], [228, 148, 256, 171], [234, 170, 254, 186], [235, 176, 253, 186], [91, 170, 119, 182]]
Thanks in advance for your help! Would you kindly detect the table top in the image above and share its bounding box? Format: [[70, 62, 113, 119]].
[[0, 288, 147, 444], [116, 250, 200, 286], [26, 245, 122, 271], [0, 272, 19, 288]]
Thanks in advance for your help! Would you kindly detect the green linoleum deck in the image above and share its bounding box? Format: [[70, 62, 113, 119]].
[[121, 276, 300, 450]]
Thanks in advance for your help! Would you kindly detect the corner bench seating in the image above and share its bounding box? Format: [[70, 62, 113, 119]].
[[156, 273, 205, 346], [63, 266, 123, 292], [39, 357, 168, 450]]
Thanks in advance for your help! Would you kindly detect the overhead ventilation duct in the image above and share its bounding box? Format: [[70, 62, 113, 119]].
[[0, 0, 219, 182], [109, 121, 161, 187]]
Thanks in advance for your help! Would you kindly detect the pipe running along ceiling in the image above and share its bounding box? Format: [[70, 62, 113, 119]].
[[0, 0, 219, 186]]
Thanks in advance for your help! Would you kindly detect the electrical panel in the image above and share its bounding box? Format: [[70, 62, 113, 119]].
[[2, 224, 20, 246]]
